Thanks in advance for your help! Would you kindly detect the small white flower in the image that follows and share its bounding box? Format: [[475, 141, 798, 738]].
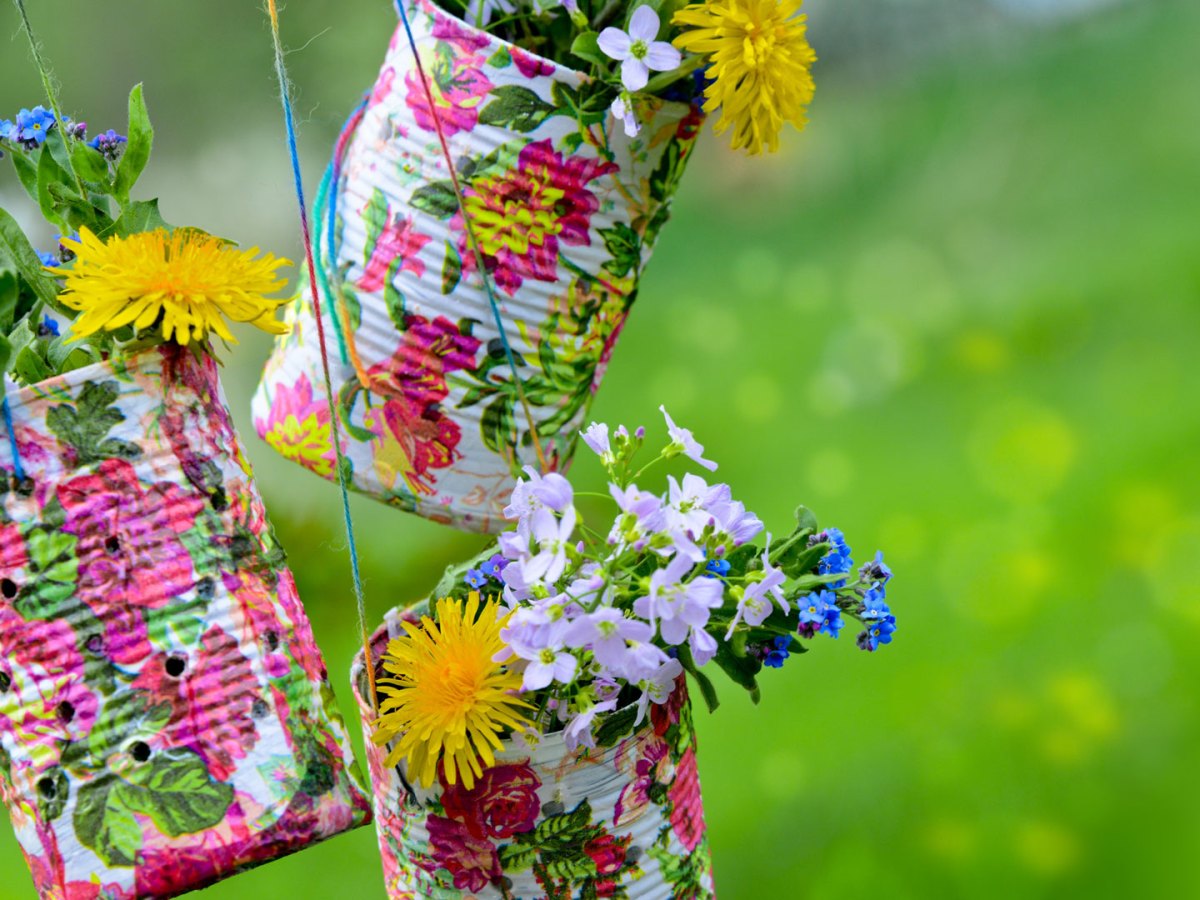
[[611, 93, 640, 138], [598, 6, 681, 93]]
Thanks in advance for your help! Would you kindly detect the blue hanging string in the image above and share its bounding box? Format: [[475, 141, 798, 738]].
[[2, 395, 26, 484], [389, 0, 549, 471], [265, 0, 377, 705]]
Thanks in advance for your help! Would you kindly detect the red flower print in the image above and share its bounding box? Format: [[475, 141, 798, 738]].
[[456, 140, 617, 295], [440, 762, 541, 839], [668, 747, 706, 853], [358, 213, 431, 293], [361, 315, 480, 496], [58, 459, 205, 665], [584, 832, 630, 876], [0, 521, 28, 572], [424, 815, 502, 893]]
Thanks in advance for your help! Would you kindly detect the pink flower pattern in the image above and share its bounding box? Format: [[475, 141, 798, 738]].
[[0, 347, 371, 896]]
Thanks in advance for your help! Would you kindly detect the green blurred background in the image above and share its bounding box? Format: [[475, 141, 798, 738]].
[[2, 0, 1198, 896]]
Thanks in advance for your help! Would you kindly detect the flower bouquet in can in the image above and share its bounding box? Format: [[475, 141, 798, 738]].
[[0, 87, 371, 898], [354, 408, 896, 898], [254, 0, 817, 532]]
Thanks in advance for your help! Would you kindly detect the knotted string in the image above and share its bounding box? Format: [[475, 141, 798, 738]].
[[2, 396, 26, 484], [265, 0, 377, 708], [390, 0, 548, 472]]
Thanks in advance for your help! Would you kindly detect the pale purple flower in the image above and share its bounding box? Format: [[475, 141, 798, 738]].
[[520, 647, 578, 692], [497, 605, 566, 661], [598, 6, 681, 93], [521, 506, 577, 585], [665, 473, 724, 537], [564, 607, 654, 671], [505, 466, 574, 519], [710, 497, 764, 545], [726, 539, 788, 638], [660, 405, 718, 471], [611, 93, 639, 137], [580, 422, 613, 462], [635, 658, 684, 725], [564, 698, 618, 751], [633, 553, 723, 651]]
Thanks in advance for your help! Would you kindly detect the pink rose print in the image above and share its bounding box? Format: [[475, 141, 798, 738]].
[[668, 747, 706, 853], [424, 815, 502, 893], [456, 140, 618, 295], [431, 16, 491, 54], [358, 212, 431, 292], [439, 762, 541, 840]]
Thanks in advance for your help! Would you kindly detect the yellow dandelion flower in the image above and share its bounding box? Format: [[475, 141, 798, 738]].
[[674, 0, 816, 154], [371, 593, 532, 790], [55, 227, 291, 346]]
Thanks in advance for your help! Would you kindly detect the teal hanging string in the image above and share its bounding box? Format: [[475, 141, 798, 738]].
[[2, 396, 26, 484], [265, 0, 377, 706], [389, 0, 549, 471]]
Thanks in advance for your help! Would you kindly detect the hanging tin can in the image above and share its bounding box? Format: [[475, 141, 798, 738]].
[[0, 347, 371, 899], [253, 0, 704, 533], [352, 607, 716, 899]]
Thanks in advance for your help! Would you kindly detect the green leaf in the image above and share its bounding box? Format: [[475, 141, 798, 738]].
[[36, 145, 72, 230], [70, 141, 112, 183], [101, 198, 170, 238], [478, 85, 558, 134], [14, 344, 52, 384], [383, 257, 406, 327], [0, 335, 10, 376], [75, 777, 140, 867], [363, 188, 390, 267], [116, 749, 234, 837], [46, 381, 144, 464], [570, 32, 608, 68], [409, 180, 458, 219], [713, 639, 762, 696], [441, 241, 462, 295], [0, 207, 61, 307], [594, 704, 638, 748], [114, 84, 153, 205], [499, 842, 538, 872], [599, 222, 642, 278], [486, 46, 512, 69], [9, 150, 39, 201], [87, 693, 173, 763]]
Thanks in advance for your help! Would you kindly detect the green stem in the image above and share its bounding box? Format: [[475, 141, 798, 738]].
[[11, 0, 87, 201]]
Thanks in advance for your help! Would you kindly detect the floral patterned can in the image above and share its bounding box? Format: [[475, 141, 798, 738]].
[[0, 348, 372, 899], [253, 0, 703, 533], [352, 608, 715, 899]]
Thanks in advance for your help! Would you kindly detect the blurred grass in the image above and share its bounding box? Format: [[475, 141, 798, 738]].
[[2, 0, 1199, 897]]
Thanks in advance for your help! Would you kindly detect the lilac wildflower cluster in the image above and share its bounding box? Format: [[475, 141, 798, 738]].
[[454, 407, 898, 750]]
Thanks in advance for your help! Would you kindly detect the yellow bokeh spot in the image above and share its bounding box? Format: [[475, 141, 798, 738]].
[[921, 816, 978, 863], [954, 329, 1010, 373], [1013, 820, 1081, 876], [967, 401, 1078, 503], [736, 372, 784, 424], [1110, 483, 1179, 570], [805, 448, 854, 497]]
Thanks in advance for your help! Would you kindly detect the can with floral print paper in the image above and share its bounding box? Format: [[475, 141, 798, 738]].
[[352, 607, 715, 899], [253, 0, 704, 534], [0, 347, 372, 899]]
